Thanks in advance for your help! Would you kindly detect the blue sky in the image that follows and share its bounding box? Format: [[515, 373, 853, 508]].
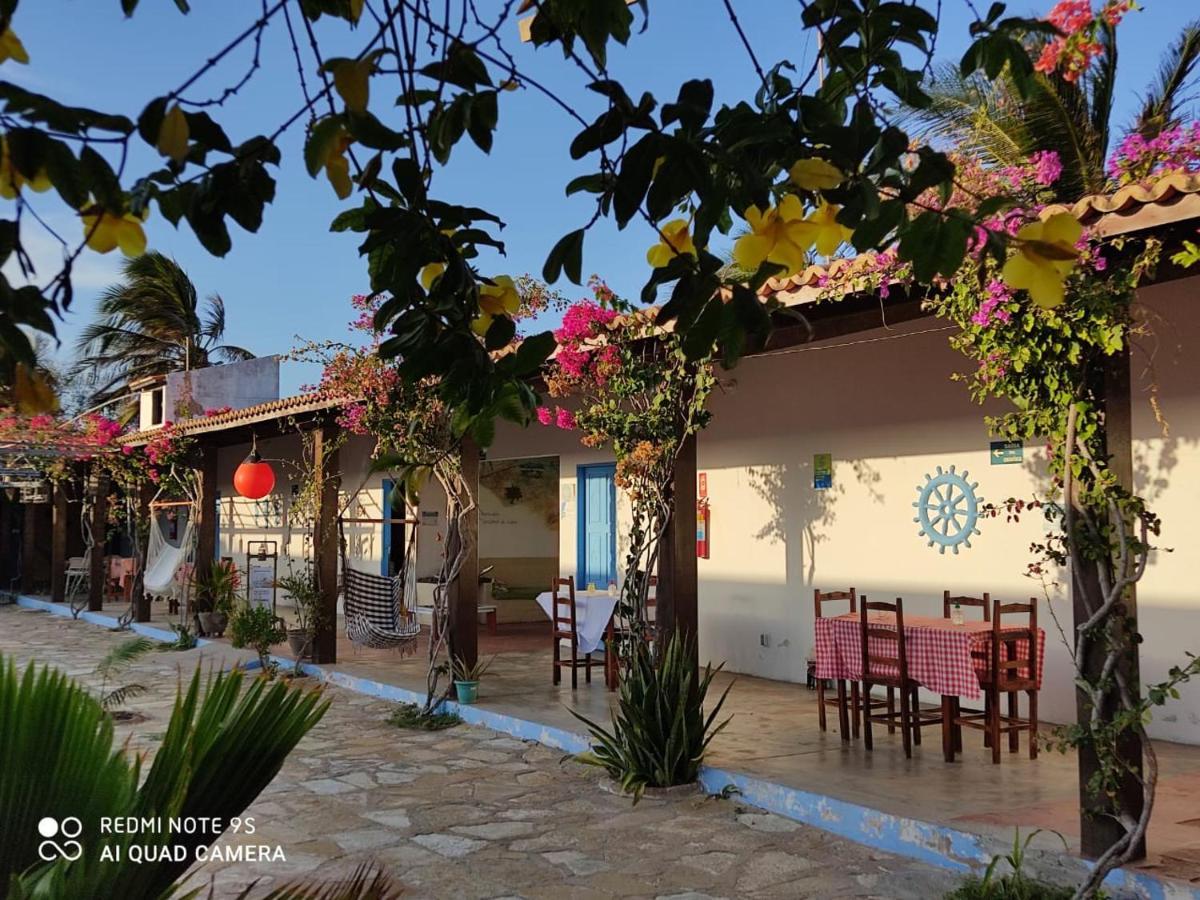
[[6, 0, 1193, 395]]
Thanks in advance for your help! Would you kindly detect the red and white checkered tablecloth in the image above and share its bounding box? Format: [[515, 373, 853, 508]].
[[813, 613, 1045, 701]]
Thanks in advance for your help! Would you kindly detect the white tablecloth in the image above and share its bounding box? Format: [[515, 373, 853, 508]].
[[535, 590, 619, 655]]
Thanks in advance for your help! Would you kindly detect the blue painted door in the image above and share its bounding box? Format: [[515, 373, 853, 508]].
[[578, 464, 617, 588], [381, 479, 393, 576]]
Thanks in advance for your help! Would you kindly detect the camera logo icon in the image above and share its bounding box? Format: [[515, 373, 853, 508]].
[[37, 816, 83, 862]]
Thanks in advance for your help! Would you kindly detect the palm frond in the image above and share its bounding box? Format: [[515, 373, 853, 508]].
[[95, 637, 155, 679], [1132, 21, 1200, 139], [100, 683, 147, 710], [1088, 22, 1119, 163], [901, 63, 1030, 167], [229, 863, 403, 900]]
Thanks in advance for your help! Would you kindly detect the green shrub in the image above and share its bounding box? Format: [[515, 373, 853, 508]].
[[572, 631, 731, 802], [229, 603, 287, 670], [387, 702, 461, 731], [944, 830, 1091, 900]]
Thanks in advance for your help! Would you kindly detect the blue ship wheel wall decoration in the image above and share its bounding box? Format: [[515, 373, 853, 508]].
[[913, 465, 982, 555]]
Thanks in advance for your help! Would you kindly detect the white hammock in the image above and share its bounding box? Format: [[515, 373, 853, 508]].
[[144, 514, 196, 599]]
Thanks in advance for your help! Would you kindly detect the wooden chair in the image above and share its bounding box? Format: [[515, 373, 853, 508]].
[[814, 588, 885, 741], [943, 591, 991, 621], [551, 576, 602, 689], [859, 597, 942, 758], [947, 597, 1039, 763]]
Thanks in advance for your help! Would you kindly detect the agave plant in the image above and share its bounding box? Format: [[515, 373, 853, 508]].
[[0, 654, 329, 898], [571, 632, 732, 802]]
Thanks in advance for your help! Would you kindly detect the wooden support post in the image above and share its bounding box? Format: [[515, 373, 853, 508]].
[[87, 472, 109, 611], [194, 444, 218, 570], [50, 482, 68, 602], [657, 433, 699, 666], [312, 422, 341, 664], [449, 436, 480, 670], [1075, 344, 1145, 860], [21, 501, 38, 595], [133, 484, 153, 622]]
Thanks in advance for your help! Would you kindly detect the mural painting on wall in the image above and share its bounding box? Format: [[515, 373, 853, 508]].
[[480, 457, 560, 532], [912, 465, 982, 555], [479, 456, 560, 591]]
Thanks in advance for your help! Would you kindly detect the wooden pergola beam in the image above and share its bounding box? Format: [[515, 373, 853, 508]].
[[657, 433, 699, 665], [312, 421, 342, 664], [87, 472, 109, 611], [194, 445, 218, 572], [50, 482, 68, 602]]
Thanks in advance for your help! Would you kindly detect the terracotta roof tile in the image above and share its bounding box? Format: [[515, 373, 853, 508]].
[[118, 392, 348, 445], [761, 172, 1200, 301]]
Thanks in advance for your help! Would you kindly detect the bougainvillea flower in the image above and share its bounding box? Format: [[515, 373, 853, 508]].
[[733, 195, 814, 276], [81, 206, 148, 257], [0, 27, 28, 64], [789, 157, 843, 191], [1001, 213, 1083, 309], [805, 201, 853, 256], [156, 103, 190, 164], [646, 218, 697, 268], [479, 275, 520, 317], [0, 136, 51, 199]]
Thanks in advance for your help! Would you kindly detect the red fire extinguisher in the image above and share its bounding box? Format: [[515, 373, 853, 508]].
[[696, 497, 710, 559]]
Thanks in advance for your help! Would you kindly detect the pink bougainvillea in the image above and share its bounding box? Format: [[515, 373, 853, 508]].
[[535, 406, 553, 426], [971, 281, 1015, 327], [1035, 0, 1134, 83], [1107, 123, 1200, 185]]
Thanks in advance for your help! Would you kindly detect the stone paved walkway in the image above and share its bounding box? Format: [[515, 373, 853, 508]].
[[0, 605, 960, 898]]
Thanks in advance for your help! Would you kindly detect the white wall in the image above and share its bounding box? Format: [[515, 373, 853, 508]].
[[207, 275, 1200, 743], [489, 276, 1200, 745]]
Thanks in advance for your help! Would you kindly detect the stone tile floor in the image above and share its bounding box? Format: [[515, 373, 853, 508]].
[[0, 604, 961, 898]]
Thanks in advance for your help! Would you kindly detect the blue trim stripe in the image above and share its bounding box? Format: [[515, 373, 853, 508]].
[[15, 594, 213, 646], [13, 594, 1198, 899]]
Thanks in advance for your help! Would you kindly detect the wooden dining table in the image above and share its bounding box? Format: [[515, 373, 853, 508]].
[[813, 612, 1045, 701]]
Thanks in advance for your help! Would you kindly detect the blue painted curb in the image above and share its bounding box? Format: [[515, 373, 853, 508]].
[[13, 596, 1196, 899], [15, 594, 213, 647]]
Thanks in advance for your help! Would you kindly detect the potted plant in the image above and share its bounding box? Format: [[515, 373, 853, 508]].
[[275, 568, 323, 660], [191, 560, 239, 637], [229, 601, 287, 673], [451, 654, 494, 704]]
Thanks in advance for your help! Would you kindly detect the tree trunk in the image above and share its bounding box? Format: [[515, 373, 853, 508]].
[[448, 437, 480, 671], [1074, 344, 1145, 860]]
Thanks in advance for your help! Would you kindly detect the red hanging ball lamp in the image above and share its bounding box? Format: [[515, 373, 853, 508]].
[[234, 441, 275, 500]]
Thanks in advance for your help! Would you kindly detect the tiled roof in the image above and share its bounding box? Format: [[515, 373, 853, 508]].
[[1041, 171, 1200, 232], [762, 172, 1200, 301], [118, 392, 347, 445]]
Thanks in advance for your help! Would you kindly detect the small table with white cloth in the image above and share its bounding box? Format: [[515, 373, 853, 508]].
[[535, 589, 619, 655]]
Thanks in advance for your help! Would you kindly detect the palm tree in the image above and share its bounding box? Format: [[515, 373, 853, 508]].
[[74, 253, 253, 413], [906, 21, 1200, 202]]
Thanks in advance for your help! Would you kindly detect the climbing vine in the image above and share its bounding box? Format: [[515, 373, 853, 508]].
[[540, 278, 714, 654]]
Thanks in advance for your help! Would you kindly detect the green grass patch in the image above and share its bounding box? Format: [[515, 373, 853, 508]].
[[387, 702, 461, 731]]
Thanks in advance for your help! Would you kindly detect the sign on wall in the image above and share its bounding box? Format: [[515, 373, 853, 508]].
[[990, 440, 1024, 465], [813, 453, 833, 490]]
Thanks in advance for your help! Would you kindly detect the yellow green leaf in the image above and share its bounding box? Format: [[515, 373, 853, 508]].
[[0, 27, 29, 65], [331, 58, 371, 113], [156, 103, 189, 164]]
